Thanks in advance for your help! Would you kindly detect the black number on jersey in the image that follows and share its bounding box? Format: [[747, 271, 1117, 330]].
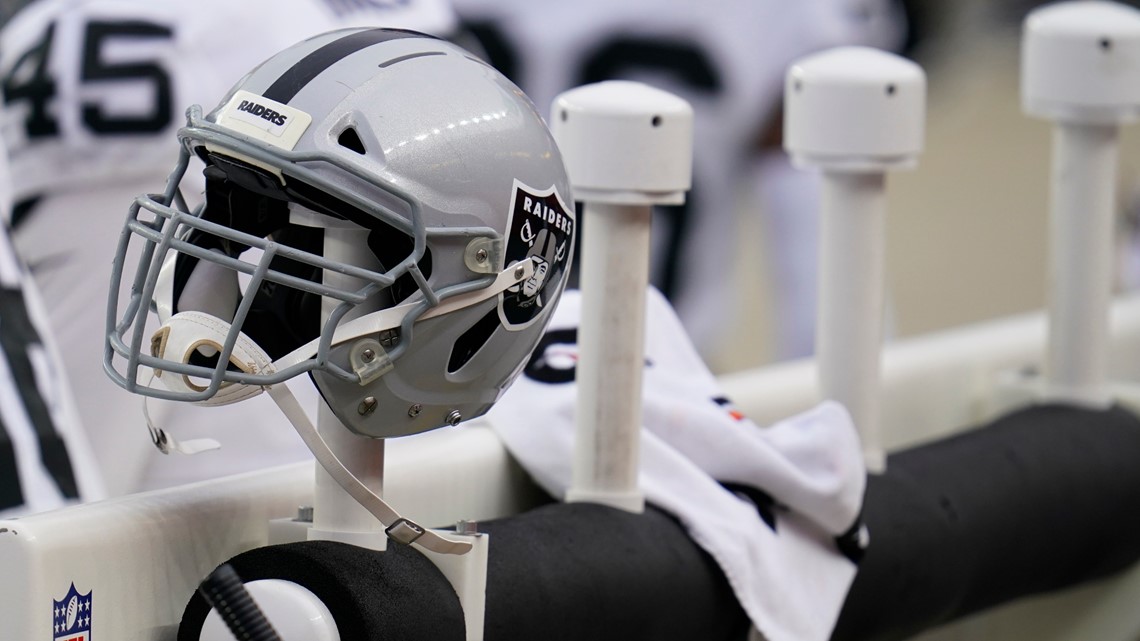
[[82, 21, 174, 134], [1, 18, 174, 139], [1, 22, 59, 139], [574, 37, 720, 299], [0, 284, 79, 510], [575, 36, 722, 93]]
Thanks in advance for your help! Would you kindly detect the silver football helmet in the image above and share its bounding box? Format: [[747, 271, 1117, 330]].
[[105, 28, 575, 440]]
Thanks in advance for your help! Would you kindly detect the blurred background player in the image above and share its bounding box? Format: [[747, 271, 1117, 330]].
[[448, 0, 1140, 367], [0, 0, 458, 495], [451, 0, 907, 361], [0, 139, 103, 516]]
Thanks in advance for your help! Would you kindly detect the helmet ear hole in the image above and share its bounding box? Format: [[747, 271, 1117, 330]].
[[447, 309, 501, 373], [337, 127, 367, 155]]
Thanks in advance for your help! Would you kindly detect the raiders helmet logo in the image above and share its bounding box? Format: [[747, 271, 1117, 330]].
[[499, 180, 575, 329]]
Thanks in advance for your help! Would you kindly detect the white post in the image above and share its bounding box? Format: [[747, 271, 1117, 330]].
[[1022, 1, 1140, 408], [1046, 124, 1118, 406], [571, 201, 653, 511], [551, 81, 693, 512], [310, 223, 387, 547], [817, 172, 888, 472], [784, 47, 926, 474]]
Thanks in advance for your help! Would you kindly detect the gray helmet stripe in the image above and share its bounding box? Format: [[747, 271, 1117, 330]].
[[262, 29, 436, 104]]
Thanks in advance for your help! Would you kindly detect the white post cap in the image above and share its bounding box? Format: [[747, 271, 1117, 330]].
[[1022, 1, 1140, 124], [784, 46, 926, 172], [551, 81, 693, 205]]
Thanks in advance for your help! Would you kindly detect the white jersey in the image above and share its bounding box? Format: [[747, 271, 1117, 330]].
[[0, 0, 457, 495], [0, 142, 104, 517], [451, 0, 904, 357]]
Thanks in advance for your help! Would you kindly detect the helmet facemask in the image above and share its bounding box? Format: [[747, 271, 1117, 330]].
[[105, 105, 511, 423]]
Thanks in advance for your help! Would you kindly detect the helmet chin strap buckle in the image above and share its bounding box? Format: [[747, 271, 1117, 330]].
[[350, 338, 394, 385], [264, 383, 474, 556], [384, 518, 426, 545]]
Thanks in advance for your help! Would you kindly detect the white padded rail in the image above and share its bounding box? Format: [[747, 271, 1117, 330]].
[[721, 294, 1140, 451], [0, 425, 540, 641]]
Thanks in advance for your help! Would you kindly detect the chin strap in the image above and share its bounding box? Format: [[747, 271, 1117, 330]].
[[144, 364, 471, 554], [265, 383, 473, 555], [148, 317, 473, 554], [146, 320, 474, 554], [140, 261, 538, 557]]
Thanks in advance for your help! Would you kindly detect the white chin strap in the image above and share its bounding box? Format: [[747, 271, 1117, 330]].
[[149, 310, 471, 555], [265, 384, 472, 554], [141, 260, 537, 556]]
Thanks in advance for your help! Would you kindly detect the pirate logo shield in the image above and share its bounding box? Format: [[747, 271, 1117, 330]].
[[499, 180, 575, 329]]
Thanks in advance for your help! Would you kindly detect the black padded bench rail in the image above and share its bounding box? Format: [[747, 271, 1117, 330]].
[[834, 404, 1140, 641], [179, 404, 1140, 641], [179, 503, 751, 641]]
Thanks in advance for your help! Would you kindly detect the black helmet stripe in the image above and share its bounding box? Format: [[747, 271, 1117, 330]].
[[262, 29, 437, 104]]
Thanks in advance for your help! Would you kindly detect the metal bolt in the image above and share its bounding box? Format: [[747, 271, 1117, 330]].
[[456, 519, 479, 535], [358, 396, 378, 416], [361, 348, 376, 363], [514, 265, 526, 280], [296, 505, 314, 523], [408, 403, 423, 418], [447, 409, 462, 426], [475, 248, 488, 263]]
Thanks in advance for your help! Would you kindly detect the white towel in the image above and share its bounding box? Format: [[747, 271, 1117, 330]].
[[487, 287, 866, 641]]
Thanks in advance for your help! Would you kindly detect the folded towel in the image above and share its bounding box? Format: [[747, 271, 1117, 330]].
[[488, 287, 866, 641]]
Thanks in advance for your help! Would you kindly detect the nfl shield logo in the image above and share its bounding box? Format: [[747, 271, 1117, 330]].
[[52, 583, 91, 641]]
